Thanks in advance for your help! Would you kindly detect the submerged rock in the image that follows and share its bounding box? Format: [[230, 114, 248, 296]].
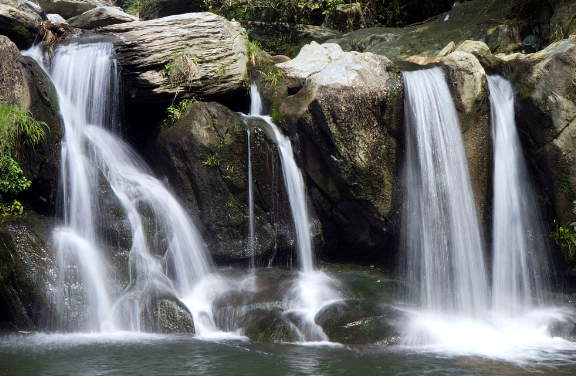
[[237, 308, 299, 342], [263, 41, 403, 262], [139, 0, 205, 21], [67, 6, 137, 29], [100, 13, 248, 104]]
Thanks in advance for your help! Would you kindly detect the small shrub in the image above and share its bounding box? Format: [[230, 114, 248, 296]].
[[0, 104, 47, 208], [159, 51, 200, 90], [202, 153, 221, 167]]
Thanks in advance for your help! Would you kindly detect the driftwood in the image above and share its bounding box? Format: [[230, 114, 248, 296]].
[[38, 20, 74, 46]]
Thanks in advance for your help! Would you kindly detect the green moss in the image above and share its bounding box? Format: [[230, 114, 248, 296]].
[[520, 81, 533, 99], [12, 26, 30, 39]]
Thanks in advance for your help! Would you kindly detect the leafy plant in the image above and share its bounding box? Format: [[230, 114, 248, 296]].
[[202, 153, 221, 167], [222, 164, 235, 180], [0, 104, 46, 207], [550, 200, 576, 273], [159, 51, 200, 90], [261, 67, 283, 87]]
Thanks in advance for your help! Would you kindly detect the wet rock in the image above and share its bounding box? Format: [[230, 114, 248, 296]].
[[99, 13, 248, 104], [67, 6, 137, 29], [0, 0, 41, 49], [37, 0, 108, 19], [154, 101, 306, 264], [263, 41, 403, 262], [315, 300, 399, 344], [139, 0, 205, 21], [0, 36, 63, 215], [0, 216, 59, 332], [237, 307, 299, 342], [139, 292, 194, 334]]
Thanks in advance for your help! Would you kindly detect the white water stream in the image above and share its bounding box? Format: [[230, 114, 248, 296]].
[[243, 85, 340, 341], [400, 67, 576, 363]]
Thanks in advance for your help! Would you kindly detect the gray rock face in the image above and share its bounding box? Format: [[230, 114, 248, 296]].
[[0, 0, 41, 48], [139, 0, 205, 21], [100, 13, 248, 103], [264, 42, 403, 262], [37, 0, 108, 19], [67, 6, 137, 29]]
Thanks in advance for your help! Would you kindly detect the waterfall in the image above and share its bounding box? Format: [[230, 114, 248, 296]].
[[401, 67, 489, 317], [488, 75, 549, 316], [25, 41, 212, 332], [399, 67, 576, 360], [243, 85, 339, 341]]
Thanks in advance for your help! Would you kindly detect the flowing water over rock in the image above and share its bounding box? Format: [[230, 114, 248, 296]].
[[488, 75, 550, 315], [242, 85, 340, 341], [401, 67, 489, 317], [24, 40, 214, 333], [399, 67, 576, 362]]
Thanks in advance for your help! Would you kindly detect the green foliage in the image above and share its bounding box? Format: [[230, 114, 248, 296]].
[[551, 201, 576, 273], [246, 40, 263, 66], [0, 104, 47, 208], [159, 51, 200, 90], [202, 153, 221, 167], [121, 0, 154, 15], [206, 0, 453, 29], [1, 200, 23, 216], [261, 67, 283, 87], [222, 164, 235, 180]]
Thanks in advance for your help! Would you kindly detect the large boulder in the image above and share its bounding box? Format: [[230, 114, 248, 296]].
[[153, 100, 318, 263], [100, 13, 248, 104], [36, 0, 108, 19], [67, 6, 137, 29], [0, 0, 42, 49], [262, 42, 403, 262], [139, 0, 205, 21], [0, 36, 63, 215]]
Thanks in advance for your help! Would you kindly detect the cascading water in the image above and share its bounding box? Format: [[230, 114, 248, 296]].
[[243, 85, 340, 341], [488, 75, 549, 316], [25, 40, 215, 333], [399, 67, 576, 362], [401, 67, 489, 318]]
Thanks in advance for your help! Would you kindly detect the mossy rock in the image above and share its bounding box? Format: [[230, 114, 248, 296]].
[[238, 307, 298, 342]]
